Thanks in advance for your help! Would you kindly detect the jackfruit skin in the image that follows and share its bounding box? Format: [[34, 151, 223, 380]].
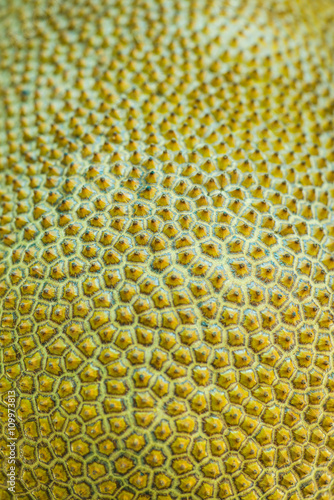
[[0, 1, 334, 499]]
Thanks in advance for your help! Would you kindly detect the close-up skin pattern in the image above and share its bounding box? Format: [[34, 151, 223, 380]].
[[0, 0, 334, 499]]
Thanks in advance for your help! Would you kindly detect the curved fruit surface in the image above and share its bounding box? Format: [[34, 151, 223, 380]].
[[0, 1, 334, 499]]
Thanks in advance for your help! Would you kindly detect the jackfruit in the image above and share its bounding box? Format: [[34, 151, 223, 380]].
[[0, 0, 334, 499]]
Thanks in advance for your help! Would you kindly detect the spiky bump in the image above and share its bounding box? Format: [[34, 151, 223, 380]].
[[0, 0, 334, 499]]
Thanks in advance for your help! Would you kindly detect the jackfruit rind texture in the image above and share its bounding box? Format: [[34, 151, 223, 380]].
[[0, 0, 334, 499]]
